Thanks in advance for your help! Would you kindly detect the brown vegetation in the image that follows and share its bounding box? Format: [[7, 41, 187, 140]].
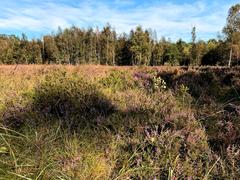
[[0, 65, 240, 179]]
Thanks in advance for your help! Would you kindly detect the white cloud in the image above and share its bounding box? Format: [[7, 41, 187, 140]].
[[0, 0, 237, 40]]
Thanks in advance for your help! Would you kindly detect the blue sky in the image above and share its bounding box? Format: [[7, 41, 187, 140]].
[[0, 0, 238, 41]]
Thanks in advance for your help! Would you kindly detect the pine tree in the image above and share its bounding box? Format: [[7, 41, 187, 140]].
[[116, 33, 132, 65], [43, 35, 59, 64], [190, 26, 197, 65], [129, 26, 151, 65]]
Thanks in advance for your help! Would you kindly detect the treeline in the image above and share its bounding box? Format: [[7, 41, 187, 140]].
[[0, 26, 231, 66], [0, 4, 239, 66]]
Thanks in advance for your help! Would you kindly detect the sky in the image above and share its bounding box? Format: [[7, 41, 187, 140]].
[[0, 0, 238, 41]]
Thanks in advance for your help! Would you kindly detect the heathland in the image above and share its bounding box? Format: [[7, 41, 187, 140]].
[[0, 65, 240, 179]]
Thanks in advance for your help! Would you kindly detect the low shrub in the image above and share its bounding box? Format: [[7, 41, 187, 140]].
[[33, 70, 115, 125], [109, 90, 213, 179], [99, 70, 135, 92], [0, 91, 34, 128], [2, 66, 240, 179], [133, 71, 167, 93], [1, 70, 115, 129]]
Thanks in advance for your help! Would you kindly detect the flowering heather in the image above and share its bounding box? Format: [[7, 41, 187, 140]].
[[0, 65, 240, 179]]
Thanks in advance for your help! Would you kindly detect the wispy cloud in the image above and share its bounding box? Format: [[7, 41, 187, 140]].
[[0, 0, 238, 40]]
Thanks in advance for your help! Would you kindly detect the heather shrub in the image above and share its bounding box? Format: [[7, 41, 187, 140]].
[[225, 146, 240, 177], [201, 105, 240, 152], [109, 90, 213, 179], [133, 71, 167, 93], [172, 71, 214, 99], [176, 84, 192, 106], [1, 70, 114, 128], [99, 70, 135, 92], [33, 70, 115, 125], [0, 90, 35, 128], [113, 128, 212, 179], [2, 66, 240, 179], [163, 69, 240, 104]]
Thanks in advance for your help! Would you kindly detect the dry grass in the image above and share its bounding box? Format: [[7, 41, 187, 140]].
[[0, 65, 239, 179]]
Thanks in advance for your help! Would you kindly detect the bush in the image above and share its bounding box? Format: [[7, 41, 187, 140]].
[[1, 70, 115, 129], [1, 91, 34, 128], [99, 70, 134, 92], [109, 90, 213, 179], [33, 70, 115, 124], [133, 71, 167, 93]]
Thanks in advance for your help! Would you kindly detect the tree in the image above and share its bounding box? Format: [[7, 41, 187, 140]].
[[0, 35, 12, 64], [201, 41, 229, 65], [129, 26, 152, 65], [54, 27, 69, 64], [26, 40, 42, 64], [43, 35, 59, 64], [196, 40, 207, 65], [176, 39, 186, 65], [17, 33, 32, 64], [115, 33, 132, 65], [190, 26, 197, 65], [99, 24, 116, 65], [163, 43, 180, 66], [151, 41, 165, 65], [223, 4, 240, 67], [5, 35, 20, 64]]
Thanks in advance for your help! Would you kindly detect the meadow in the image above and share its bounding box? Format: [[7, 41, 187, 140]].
[[0, 65, 240, 179]]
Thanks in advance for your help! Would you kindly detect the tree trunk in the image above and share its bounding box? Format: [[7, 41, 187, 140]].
[[106, 37, 109, 65], [140, 53, 142, 65], [228, 46, 233, 67], [113, 46, 115, 66]]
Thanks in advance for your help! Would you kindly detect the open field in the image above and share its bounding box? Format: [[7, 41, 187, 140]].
[[0, 65, 240, 179]]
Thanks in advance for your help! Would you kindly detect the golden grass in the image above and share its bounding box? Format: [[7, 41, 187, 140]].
[[0, 64, 186, 76]]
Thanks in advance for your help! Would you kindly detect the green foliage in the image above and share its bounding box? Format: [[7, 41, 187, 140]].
[[43, 36, 60, 64], [191, 26, 198, 65], [152, 75, 167, 92], [1, 69, 114, 129], [133, 70, 167, 93], [99, 70, 134, 92], [201, 41, 230, 65], [33, 70, 115, 124], [223, 4, 240, 66], [163, 44, 180, 65], [1, 7, 239, 67], [176, 84, 192, 106], [179, 84, 189, 94], [129, 26, 152, 65], [223, 3, 240, 39], [177, 39, 191, 66], [115, 34, 132, 65]]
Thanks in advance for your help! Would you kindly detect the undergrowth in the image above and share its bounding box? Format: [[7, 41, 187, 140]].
[[0, 66, 240, 179]]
